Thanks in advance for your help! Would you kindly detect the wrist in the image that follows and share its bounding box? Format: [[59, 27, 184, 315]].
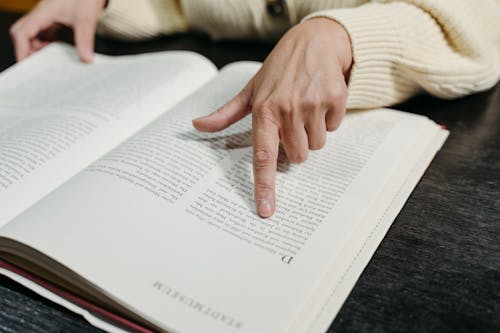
[[308, 17, 352, 76]]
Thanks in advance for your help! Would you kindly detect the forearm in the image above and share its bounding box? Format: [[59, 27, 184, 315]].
[[304, 0, 500, 108]]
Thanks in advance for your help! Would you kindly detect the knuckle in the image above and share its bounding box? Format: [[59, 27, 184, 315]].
[[237, 87, 250, 104], [254, 146, 276, 167], [287, 91, 302, 113], [215, 104, 229, 117], [254, 182, 274, 193], [278, 99, 293, 116], [277, 98, 302, 126], [325, 82, 348, 107], [300, 93, 320, 111], [9, 23, 17, 35], [212, 107, 230, 125], [9, 22, 24, 37], [253, 101, 274, 119], [278, 106, 293, 117], [253, 101, 281, 128]]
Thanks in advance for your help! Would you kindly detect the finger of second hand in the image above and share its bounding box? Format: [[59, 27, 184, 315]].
[[11, 10, 58, 61], [10, 21, 34, 61], [252, 113, 280, 218], [30, 39, 50, 52], [74, 16, 99, 63]]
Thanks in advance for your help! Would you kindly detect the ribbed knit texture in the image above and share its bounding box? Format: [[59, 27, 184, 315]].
[[304, 1, 500, 108], [98, 0, 500, 108], [97, 0, 188, 40]]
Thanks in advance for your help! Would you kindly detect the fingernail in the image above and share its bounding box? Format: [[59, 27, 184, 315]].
[[258, 198, 272, 218]]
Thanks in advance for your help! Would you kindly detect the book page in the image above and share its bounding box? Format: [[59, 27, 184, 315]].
[[0, 62, 446, 332], [0, 43, 217, 227]]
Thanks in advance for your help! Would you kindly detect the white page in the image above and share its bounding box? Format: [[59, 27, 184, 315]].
[[0, 63, 445, 333], [303, 129, 448, 333], [0, 43, 217, 227]]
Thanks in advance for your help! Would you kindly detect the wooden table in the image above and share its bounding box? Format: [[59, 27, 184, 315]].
[[1, 10, 499, 333]]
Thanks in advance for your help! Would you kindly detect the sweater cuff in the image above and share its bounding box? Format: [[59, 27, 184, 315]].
[[303, 3, 421, 109], [98, 0, 188, 41]]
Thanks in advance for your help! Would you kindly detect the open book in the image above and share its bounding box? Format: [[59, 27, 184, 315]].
[[0, 43, 448, 333]]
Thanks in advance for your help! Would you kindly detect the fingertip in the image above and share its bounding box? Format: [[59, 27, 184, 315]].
[[192, 115, 207, 126], [193, 109, 231, 132], [14, 52, 23, 62], [79, 49, 94, 63], [11, 35, 29, 62], [192, 115, 213, 132], [257, 197, 274, 218], [192, 118, 200, 129], [15, 47, 30, 62], [74, 20, 97, 64]]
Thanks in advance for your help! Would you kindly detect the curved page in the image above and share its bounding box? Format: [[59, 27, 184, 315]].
[[0, 43, 217, 226]]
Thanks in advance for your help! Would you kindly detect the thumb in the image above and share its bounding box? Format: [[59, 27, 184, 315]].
[[74, 17, 97, 63], [193, 82, 252, 132]]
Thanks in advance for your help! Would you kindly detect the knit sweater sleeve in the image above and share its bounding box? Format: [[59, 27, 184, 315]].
[[97, 0, 188, 40], [303, 1, 500, 109]]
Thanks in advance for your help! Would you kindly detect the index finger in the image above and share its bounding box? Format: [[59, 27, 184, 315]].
[[10, 18, 35, 61], [10, 10, 56, 62], [74, 16, 99, 63], [252, 108, 280, 218]]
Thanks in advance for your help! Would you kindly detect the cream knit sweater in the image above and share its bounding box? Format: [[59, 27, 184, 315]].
[[98, 0, 500, 109]]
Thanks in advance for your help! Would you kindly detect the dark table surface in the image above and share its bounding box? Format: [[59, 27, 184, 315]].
[[1, 10, 499, 333]]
